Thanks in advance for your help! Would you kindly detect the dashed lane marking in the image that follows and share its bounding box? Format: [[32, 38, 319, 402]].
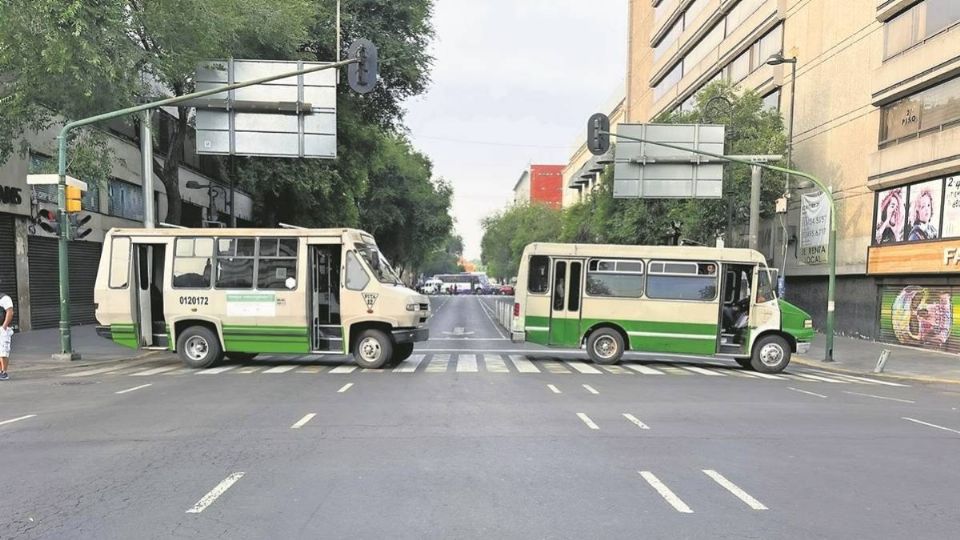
[[582, 384, 599, 395], [844, 391, 914, 404], [577, 412, 599, 430], [186, 472, 245, 514], [547, 384, 561, 394], [115, 383, 152, 395], [902, 417, 960, 435], [291, 413, 316, 429], [623, 413, 650, 430], [787, 387, 828, 398], [0, 414, 36, 427], [639, 471, 693, 513], [337, 383, 353, 393], [703, 470, 768, 510]]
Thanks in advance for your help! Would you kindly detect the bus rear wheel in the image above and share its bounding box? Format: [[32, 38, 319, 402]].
[[353, 329, 393, 369], [751, 335, 791, 373], [587, 328, 625, 365], [177, 326, 223, 369]]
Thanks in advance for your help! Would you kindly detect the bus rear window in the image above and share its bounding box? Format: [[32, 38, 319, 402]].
[[528, 255, 550, 294]]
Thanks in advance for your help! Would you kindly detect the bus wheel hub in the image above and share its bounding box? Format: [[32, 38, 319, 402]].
[[759, 343, 783, 366], [595, 336, 616, 358], [359, 337, 381, 360], [185, 336, 208, 360]]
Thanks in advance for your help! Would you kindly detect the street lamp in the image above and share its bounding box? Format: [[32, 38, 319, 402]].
[[767, 53, 799, 294], [185, 180, 233, 227]]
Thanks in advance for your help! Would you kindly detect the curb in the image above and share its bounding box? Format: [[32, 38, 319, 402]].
[[15, 350, 171, 374], [793, 356, 960, 386]]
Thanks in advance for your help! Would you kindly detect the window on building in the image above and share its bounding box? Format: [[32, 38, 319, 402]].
[[884, 0, 960, 59], [684, 0, 708, 24], [654, 18, 683, 61], [173, 237, 214, 288], [257, 237, 298, 289], [762, 89, 781, 111], [727, 49, 751, 82], [646, 260, 718, 301], [215, 237, 256, 289], [725, 0, 766, 37], [586, 259, 645, 297], [685, 22, 723, 70], [880, 76, 960, 144], [654, 62, 684, 101], [528, 255, 551, 294], [108, 178, 144, 221], [654, 0, 672, 23]]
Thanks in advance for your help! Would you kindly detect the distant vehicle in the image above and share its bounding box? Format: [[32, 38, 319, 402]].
[[94, 227, 430, 370], [512, 243, 813, 373], [435, 273, 479, 294], [499, 284, 515, 296], [422, 278, 444, 295]]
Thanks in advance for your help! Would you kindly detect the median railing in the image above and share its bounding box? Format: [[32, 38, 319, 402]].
[[495, 299, 513, 331]]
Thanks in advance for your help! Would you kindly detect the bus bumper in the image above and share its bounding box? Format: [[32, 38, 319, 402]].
[[511, 331, 524, 343], [95, 325, 113, 340], [796, 341, 811, 354], [393, 327, 429, 344]]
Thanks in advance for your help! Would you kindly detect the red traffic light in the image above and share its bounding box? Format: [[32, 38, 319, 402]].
[[38, 209, 56, 221]]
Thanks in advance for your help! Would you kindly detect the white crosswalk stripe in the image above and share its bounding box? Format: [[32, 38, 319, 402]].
[[329, 364, 357, 374], [263, 365, 298, 374], [565, 361, 602, 374], [625, 364, 665, 375], [426, 354, 449, 373], [484, 355, 510, 373], [509, 355, 540, 373], [681, 366, 724, 376], [129, 365, 181, 376], [809, 371, 909, 387], [745, 371, 784, 380], [793, 372, 846, 384], [393, 354, 425, 373], [197, 366, 237, 375], [456, 354, 478, 372]]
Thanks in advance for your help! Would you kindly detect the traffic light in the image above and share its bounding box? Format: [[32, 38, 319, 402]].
[[69, 213, 93, 240], [36, 209, 59, 234], [65, 185, 83, 213], [347, 39, 379, 94], [587, 113, 611, 156]]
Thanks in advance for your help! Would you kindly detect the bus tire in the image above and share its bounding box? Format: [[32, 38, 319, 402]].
[[227, 352, 258, 362], [353, 329, 393, 369], [735, 358, 752, 370], [177, 326, 223, 369], [587, 328, 625, 365], [391, 343, 415, 365], [751, 335, 791, 373]]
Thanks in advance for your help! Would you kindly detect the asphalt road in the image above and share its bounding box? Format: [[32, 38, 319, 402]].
[[2, 295, 960, 539]]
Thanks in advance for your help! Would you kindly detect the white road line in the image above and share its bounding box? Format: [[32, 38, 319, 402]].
[[509, 355, 540, 373], [291, 413, 316, 429], [477, 296, 509, 339], [576, 412, 599, 430], [702, 470, 768, 510], [746, 371, 784, 380], [902, 417, 960, 435], [426, 354, 450, 373], [130, 366, 180, 376], [165, 368, 195, 375], [638, 471, 692, 513], [600, 365, 633, 374], [810, 371, 909, 387], [622, 413, 650, 430], [625, 364, 664, 375], [727, 370, 760, 378], [297, 367, 322, 374], [788, 387, 828, 398], [0, 414, 36, 427], [681, 366, 724, 376], [484, 355, 510, 373], [582, 384, 599, 394], [844, 391, 915, 404], [794, 373, 846, 384], [329, 365, 357, 374], [547, 384, 561, 394], [393, 354, 425, 373], [262, 365, 298, 374], [338, 383, 353, 393], [457, 354, 478, 373], [65, 366, 127, 378], [197, 366, 237, 375], [186, 472, 245, 514], [235, 367, 262, 374], [115, 383, 152, 395], [565, 361, 602, 374], [541, 360, 571, 374]]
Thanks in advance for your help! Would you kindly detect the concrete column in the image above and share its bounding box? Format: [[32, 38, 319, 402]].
[[14, 217, 31, 331]]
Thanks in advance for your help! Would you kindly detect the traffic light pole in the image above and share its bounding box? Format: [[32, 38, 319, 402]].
[[53, 56, 361, 360], [600, 130, 837, 362]]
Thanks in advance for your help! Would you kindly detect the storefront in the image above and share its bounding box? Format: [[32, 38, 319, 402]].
[[867, 174, 960, 354]]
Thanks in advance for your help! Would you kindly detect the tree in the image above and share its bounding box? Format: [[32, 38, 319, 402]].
[[420, 234, 464, 277], [480, 203, 563, 280]]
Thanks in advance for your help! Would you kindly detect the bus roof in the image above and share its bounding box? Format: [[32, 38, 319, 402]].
[[521, 242, 768, 264], [105, 227, 374, 242]]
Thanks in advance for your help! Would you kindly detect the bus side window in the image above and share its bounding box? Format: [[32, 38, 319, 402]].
[[345, 251, 370, 291], [109, 237, 130, 289], [528, 255, 550, 294]]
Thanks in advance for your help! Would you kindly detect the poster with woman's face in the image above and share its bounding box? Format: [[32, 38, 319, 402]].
[[942, 177, 960, 238], [907, 179, 943, 242], [874, 186, 906, 245]]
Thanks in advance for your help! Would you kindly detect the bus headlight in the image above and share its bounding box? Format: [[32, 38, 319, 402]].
[[406, 303, 418, 312], [803, 319, 813, 329]]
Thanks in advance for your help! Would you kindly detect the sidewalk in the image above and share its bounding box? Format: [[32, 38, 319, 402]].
[[11, 325, 162, 373], [794, 333, 960, 384]]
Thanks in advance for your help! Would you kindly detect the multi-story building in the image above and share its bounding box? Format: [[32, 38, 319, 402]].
[[512, 164, 565, 207], [627, 0, 960, 353], [0, 112, 254, 331]]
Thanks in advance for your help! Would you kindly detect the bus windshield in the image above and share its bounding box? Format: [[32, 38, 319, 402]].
[[355, 243, 402, 285]]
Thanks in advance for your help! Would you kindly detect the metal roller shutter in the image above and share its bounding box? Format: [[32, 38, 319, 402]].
[[0, 216, 19, 328], [879, 284, 960, 354], [28, 237, 104, 329]]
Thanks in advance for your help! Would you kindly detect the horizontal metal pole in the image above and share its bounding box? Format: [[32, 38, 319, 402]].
[[178, 99, 315, 114]]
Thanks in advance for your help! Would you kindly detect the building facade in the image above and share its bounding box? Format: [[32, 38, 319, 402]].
[[0, 113, 254, 331], [626, 0, 960, 353], [512, 164, 565, 207]]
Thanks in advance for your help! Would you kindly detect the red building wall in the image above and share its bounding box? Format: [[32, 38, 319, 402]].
[[529, 164, 564, 208]]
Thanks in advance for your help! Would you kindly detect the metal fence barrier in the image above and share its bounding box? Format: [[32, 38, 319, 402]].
[[495, 299, 513, 331]]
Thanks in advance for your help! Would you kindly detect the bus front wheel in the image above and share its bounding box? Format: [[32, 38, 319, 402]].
[[587, 328, 625, 365], [353, 329, 394, 369], [751, 335, 791, 373], [177, 326, 223, 369]]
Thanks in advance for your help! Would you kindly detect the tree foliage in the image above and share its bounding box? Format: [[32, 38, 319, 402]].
[[480, 203, 564, 280]]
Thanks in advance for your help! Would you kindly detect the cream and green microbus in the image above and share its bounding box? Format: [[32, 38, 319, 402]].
[[512, 243, 814, 373], [94, 227, 430, 369]]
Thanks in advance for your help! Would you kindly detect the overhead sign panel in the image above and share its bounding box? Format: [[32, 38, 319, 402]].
[[613, 123, 725, 199], [194, 59, 337, 159]]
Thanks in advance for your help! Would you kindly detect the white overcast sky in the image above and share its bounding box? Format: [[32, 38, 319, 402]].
[[404, 0, 629, 260]]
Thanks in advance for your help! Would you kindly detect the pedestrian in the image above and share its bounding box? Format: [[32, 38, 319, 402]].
[[0, 291, 12, 380]]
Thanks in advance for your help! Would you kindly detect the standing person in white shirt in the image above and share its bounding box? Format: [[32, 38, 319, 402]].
[[0, 292, 13, 380]]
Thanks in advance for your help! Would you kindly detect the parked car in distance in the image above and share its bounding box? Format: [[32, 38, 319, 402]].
[[499, 284, 515, 296]]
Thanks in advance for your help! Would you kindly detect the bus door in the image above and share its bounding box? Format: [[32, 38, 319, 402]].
[[132, 239, 168, 349], [308, 239, 344, 352], [748, 266, 780, 350], [548, 259, 584, 347]]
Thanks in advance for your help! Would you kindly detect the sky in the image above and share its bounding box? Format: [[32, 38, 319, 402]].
[[404, 0, 629, 260]]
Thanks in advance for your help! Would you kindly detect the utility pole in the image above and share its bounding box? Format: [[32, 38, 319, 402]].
[[749, 165, 761, 250], [141, 111, 155, 229]]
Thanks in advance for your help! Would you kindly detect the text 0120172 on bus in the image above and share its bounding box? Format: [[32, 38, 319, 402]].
[[93, 227, 431, 369], [510, 243, 813, 373]]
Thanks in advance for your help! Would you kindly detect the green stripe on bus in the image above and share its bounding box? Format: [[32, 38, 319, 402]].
[[222, 325, 309, 337], [221, 325, 312, 354], [524, 315, 718, 354], [111, 323, 138, 349]]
